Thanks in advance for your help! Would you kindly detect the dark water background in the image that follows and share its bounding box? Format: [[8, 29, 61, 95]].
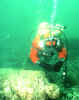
[[0, 0, 79, 68]]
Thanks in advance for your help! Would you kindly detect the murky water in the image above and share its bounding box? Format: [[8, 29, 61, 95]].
[[0, 0, 79, 100]]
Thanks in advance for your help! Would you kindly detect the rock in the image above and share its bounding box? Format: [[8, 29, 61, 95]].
[[45, 83, 60, 99], [0, 68, 60, 100]]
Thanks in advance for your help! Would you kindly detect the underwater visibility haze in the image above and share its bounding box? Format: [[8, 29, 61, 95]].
[[0, 0, 79, 100]]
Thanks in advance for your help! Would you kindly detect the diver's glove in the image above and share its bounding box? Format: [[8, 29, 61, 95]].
[[53, 61, 64, 72]]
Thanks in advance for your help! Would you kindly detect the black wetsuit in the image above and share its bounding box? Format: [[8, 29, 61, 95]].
[[38, 37, 66, 72]]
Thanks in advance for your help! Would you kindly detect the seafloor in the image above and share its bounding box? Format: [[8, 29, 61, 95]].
[[0, 48, 79, 100]]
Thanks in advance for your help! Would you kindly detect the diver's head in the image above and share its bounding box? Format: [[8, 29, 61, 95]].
[[37, 22, 51, 36]]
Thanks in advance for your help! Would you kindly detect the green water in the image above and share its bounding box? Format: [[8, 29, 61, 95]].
[[0, 0, 79, 100], [0, 0, 79, 67]]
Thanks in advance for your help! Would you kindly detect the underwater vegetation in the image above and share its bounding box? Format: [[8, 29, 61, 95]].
[[0, 68, 60, 100], [0, 22, 79, 100], [0, 26, 79, 100], [0, 48, 79, 100], [0, 0, 79, 99], [0, 54, 79, 100]]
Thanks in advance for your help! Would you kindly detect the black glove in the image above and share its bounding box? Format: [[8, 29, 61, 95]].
[[53, 61, 64, 72]]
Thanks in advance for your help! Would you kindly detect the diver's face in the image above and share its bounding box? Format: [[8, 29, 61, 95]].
[[38, 22, 50, 35], [38, 28, 50, 39], [40, 28, 50, 34], [38, 26, 51, 35]]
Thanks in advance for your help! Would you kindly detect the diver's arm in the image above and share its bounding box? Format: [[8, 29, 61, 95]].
[[30, 48, 40, 64]]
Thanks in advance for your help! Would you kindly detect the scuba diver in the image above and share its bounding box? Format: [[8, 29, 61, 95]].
[[29, 22, 67, 72]]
